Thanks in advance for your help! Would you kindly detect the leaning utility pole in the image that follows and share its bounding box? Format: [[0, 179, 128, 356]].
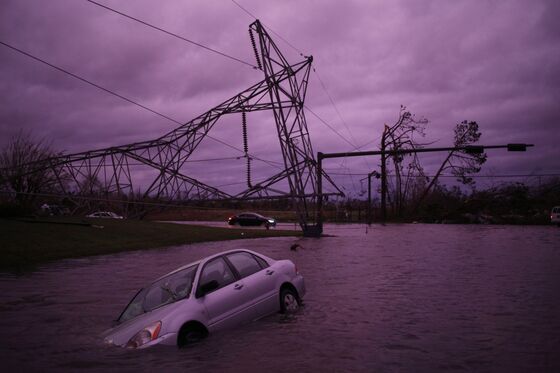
[[380, 125, 389, 222]]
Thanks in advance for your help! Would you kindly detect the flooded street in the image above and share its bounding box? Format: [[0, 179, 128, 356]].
[[1, 224, 559, 372]]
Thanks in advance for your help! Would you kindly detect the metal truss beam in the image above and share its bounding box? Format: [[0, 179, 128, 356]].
[[16, 21, 342, 230]]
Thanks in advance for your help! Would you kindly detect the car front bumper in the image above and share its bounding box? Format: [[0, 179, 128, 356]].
[[292, 274, 306, 299], [104, 332, 178, 349]]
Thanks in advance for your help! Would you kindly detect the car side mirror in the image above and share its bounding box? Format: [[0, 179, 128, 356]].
[[197, 280, 219, 297]]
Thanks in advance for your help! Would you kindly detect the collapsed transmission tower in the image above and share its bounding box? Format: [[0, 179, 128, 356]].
[[24, 20, 342, 235]]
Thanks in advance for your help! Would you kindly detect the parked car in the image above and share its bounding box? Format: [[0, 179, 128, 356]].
[[86, 211, 124, 219], [102, 249, 305, 349], [551, 206, 560, 226], [227, 212, 276, 227]]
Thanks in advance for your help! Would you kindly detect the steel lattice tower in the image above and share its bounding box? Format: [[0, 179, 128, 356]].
[[24, 20, 342, 235]]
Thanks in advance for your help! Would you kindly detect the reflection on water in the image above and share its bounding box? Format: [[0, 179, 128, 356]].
[[1, 224, 559, 372]]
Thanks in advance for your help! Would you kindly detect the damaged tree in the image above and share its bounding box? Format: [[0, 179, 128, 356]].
[[380, 106, 428, 219], [415, 120, 487, 210], [0, 131, 68, 207]]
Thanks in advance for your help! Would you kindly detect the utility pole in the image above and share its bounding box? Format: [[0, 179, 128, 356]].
[[367, 171, 380, 225], [380, 125, 389, 222]]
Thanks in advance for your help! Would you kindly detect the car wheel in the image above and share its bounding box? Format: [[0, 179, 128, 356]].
[[177, 325, 207, 347], [280, 288, 300, 314]]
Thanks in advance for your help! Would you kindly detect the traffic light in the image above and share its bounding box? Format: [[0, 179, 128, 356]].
[[507, 143, 528, 151], [464, 145, 484, 154]]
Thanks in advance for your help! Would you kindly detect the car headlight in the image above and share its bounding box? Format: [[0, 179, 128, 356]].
[[126, 321, 161, 348], [268, 219, 275, 224]]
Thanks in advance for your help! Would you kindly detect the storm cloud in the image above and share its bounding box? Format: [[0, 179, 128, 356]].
[[1, 0, 559, 196]]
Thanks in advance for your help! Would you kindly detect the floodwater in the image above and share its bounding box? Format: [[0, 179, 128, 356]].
[[1, 224, 559, 372]]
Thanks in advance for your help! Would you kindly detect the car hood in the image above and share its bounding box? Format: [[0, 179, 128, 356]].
[[102, 298, 192, 347]]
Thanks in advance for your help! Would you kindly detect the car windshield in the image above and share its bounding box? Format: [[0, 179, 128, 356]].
[[117, 264, 198, 323]]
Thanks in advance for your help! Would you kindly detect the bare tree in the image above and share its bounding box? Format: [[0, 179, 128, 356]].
[[0, 131, 67, 206], [381, 106, 428, 218]]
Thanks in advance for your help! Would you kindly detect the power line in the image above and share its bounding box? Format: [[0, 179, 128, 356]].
[[230, 0, 306, 57], [304, 105, 356, 149], [323, 171, 560, 178], [0, 40, 182, 126], [0, 39, 282, 169], [230, 0, 366, 155], [197, 134, 282, 168], [312, 68, 359, 147], [85, 0, 257, 69], [91, 0, 373, 163], [312, 66, 378, 177]]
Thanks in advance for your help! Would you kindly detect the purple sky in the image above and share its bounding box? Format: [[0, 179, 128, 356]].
[[1, 0, 559, 197]]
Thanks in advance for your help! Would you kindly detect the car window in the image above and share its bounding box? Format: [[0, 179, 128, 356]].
[[198, 257, 235, 291], [253, 254, 269, 269], [226, 252, 263, 278], [118, 264, 198, 323]]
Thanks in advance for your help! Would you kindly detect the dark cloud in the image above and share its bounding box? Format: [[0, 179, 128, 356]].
[[1, 0, 559, 196]]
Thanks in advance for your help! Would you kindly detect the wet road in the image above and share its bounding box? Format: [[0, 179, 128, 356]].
[[1, 224, 559, 372]]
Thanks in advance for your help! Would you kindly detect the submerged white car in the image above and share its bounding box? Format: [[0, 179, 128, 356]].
[[103, 249, 305, 349]]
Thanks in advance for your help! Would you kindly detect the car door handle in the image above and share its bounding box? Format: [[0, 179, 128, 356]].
[[234, 283, 244, 290], [266, 270, 274, 276]]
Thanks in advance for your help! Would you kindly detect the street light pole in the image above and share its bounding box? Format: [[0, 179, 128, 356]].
[[367, 170, 380, 225]]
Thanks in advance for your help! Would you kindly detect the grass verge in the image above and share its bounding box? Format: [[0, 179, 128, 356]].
[[0, 217, 300, 272]]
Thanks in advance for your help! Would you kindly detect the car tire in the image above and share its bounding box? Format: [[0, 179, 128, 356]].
[[280, 288, 300, 314], [177, 325, 207, 347]]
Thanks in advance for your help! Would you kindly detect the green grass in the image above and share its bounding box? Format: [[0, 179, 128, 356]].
[[0, 217, 300, 271]]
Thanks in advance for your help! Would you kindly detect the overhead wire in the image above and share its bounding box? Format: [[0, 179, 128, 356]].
[[230, 0, 306, 57], [0, 40, 180, 126], [0, 40, 282, 169], [303, 105, 356, 149], [83, 0, 284, 169], [5, 1, 373, 191], [312, 68, 359, 147], [311, 67, 377, 177], [323, 172, 560, 178], [85, 0, 257, 69], [230, 0, 362, 153], [230, 0, 380, 198]]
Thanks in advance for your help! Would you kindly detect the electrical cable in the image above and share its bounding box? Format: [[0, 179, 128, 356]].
[[230, 0, 366, 155], [0, 39, 281, 169], [230, 0, 375, 152], [323, 171, 560, 178], [230, 0, 306, 57], [312, 67, 377, 174], [233, 0, 386, 196], [304, 105, 356, 149], [312, 68, 358, 147], [85, 0, 257, 69], [0, 40, 182, 126]]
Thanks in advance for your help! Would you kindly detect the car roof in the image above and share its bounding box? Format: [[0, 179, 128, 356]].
[[151, 249, 273, 283], [239, 212, 265, 217]]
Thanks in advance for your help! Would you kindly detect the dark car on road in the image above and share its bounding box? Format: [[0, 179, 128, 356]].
[[227, 212, 276, 227]]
